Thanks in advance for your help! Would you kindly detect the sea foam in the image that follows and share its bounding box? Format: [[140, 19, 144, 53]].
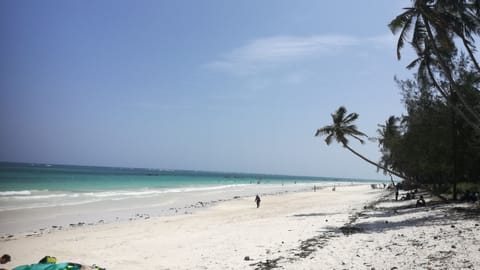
[[0, 190, 33, 196]]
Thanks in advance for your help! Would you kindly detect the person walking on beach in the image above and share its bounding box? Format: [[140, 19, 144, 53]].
[[254, 195, 261, 208]]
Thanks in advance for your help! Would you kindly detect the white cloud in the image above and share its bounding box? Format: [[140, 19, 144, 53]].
[[366, 34, 397, 49], [206, 34, 394, 75]]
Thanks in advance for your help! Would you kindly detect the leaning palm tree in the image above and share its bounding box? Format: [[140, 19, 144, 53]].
[[389, 0, 480, 133], [315, 106, 406, 180], [435, 0, 480, 72]]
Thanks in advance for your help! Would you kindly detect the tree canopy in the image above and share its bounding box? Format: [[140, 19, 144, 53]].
[[318, 1, 480, 199], [381, 0, 480, 198]]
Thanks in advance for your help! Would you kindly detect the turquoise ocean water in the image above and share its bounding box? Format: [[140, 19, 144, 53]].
[[0, 162, 380, 211]]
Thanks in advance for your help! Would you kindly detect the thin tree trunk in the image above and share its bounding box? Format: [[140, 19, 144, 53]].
[[451, 104, 458, 200], [389, 174, 396, 186], [342, 144, 407, 180]]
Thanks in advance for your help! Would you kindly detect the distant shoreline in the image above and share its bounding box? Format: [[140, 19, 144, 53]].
[[0, 161, 385, 183]]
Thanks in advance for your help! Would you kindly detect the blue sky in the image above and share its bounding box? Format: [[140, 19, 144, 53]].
[[0, 0, 414, 179]]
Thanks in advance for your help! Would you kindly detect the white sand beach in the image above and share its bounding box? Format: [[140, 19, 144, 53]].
[[1, 184, 479, 269]]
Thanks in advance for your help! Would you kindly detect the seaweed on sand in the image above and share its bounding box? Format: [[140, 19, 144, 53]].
[[250, 257, 284, 270]]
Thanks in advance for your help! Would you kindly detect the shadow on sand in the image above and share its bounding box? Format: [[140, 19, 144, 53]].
[[251, 192, 479, 270]]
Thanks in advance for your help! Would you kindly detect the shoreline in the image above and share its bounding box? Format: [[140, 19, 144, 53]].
[[0, 182, 361, 237], [2, 184, 477, 269], [1, 184, 384, 269]]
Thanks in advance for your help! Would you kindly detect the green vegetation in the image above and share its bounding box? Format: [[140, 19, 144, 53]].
[[318, 0, 480, 200]]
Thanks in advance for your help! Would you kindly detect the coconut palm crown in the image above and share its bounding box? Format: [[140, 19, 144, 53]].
[[316, 106, 406, 180], [315, 106, 367, 147]]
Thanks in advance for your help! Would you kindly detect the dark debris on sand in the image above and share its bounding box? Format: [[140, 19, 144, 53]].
[[339, 225, 364, 235], [248, 192, 396, 269], [250, 256, 284, 270], [248, 231, 340, 269], [294, 231, 338, 258]]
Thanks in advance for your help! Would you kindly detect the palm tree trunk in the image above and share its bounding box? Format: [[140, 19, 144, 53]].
[[342, 143, 407, 180]]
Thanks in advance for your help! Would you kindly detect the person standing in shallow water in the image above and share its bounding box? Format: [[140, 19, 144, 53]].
[[254, 195, 261, 208]]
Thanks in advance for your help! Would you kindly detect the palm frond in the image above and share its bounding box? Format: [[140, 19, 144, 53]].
[[350, 134, 365, 144], [314, 127, 330, 137], [324, 134, 333, 145], [407, 57, 423, 69], [332, 107, 347, 124], [343, 112, 359, 125], [346, 125, 367, 136], [389, 9, 415, 60], [388, 8, 415, 34]]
